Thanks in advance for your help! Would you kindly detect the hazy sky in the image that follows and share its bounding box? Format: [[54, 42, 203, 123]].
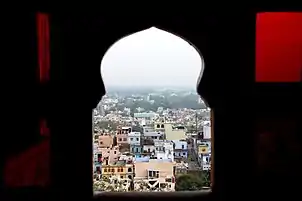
[[101, 27, 203, 88]]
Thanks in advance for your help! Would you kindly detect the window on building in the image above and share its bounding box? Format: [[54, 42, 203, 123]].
[[118, 138, 122, 141], [100, 141, 103, 144], [161, 124, 164, 128], [130, 138, 133, 141], [94, 135, 99, 140], [136, 148, 139, 152], [114, 151, 116, 154], [128, 168, 132, 172], [148, 170, 159, 178], [165, 178, 172, 182], [136, 138, 139, 141], [157, 124, 160, 128], [123, 138, 127, 141], [111, 168, 115, 173], [183, 152, 186, 155], [182, 145, 184, 149], [104, 168, 107, 172]]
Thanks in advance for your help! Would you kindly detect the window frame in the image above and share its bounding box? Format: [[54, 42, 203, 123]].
[[34, 9, 264, 200]]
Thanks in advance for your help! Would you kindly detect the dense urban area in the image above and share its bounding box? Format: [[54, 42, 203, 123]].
[[93, 87, 212, 192]]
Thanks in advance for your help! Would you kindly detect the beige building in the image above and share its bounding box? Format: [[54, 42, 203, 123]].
[[164, 124, 186, 141], [94, 133, 114, 148], [134, 159, 176, 191], [102, 160, 134, 180], [101, 160, 134, 191], [154, 117, 166, 132]]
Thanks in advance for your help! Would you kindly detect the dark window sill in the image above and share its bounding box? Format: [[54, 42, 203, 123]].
[[94, 189, 212, 198]]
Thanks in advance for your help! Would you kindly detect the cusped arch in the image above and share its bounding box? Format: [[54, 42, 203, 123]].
[[99, 26, 209, 107]]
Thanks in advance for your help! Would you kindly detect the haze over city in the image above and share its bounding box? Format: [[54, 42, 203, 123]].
[[101, 27, 204, 89]]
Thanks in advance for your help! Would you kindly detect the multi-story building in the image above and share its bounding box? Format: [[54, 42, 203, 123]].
[[154, 118, 166, 132], [128, 132, 141, 145], [133, 159, 176, 191], [172, 140, 188, 159], [196, 140, 211, 170], [117, 126, 131, 145], [93, 143, 102, 179], [164, 124, 186, 141], [128, 131, 143, 155], [143, 143, 156, 153], [153, 140, 174, 161], [175, 161, 188, 175], [96, 133, 114, 148], [194, 123, 211, 170], [143, 131, 164, 141], [101, 159, 135, 190], [97, 146, 121, 165], [143, 126, 155, 133]]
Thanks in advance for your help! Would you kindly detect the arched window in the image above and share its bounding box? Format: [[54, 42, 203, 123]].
[[93, 27, 213, 193]]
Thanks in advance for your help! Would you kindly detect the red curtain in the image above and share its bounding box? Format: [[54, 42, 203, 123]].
[[256, 12, 302, 82], [4, 12, 50, 187], [37, 12, 50, 83]]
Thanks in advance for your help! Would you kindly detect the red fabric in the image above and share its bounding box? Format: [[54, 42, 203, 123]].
[[4, 139, 50, 187], [37, 12, 50, 83], [3, 12, 51, 187], [256, 12, 302, 82]]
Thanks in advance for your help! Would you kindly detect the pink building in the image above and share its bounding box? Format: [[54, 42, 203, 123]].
[[98, 133, 114, 148], [98, 146, 120, 165]]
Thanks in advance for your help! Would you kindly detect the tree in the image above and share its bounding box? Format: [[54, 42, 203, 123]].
[[175, 174, 204, 191]]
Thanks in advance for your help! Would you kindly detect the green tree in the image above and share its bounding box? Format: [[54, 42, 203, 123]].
[[175, 174, 204, 191]]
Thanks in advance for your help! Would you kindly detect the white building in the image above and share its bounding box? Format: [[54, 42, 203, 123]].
[[153, 140, 174, 161], [143, 144, 156, 153], [203, 125, 211, 139], [172, 140, 188, 158], [202, 154, 211, 170], [143, 126, 155, 133], [128, 132, 141, 145], [143, 131, 164, 141]]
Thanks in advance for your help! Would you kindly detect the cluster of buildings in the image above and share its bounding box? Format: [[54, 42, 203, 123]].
[[93, 113, 212, 192]]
